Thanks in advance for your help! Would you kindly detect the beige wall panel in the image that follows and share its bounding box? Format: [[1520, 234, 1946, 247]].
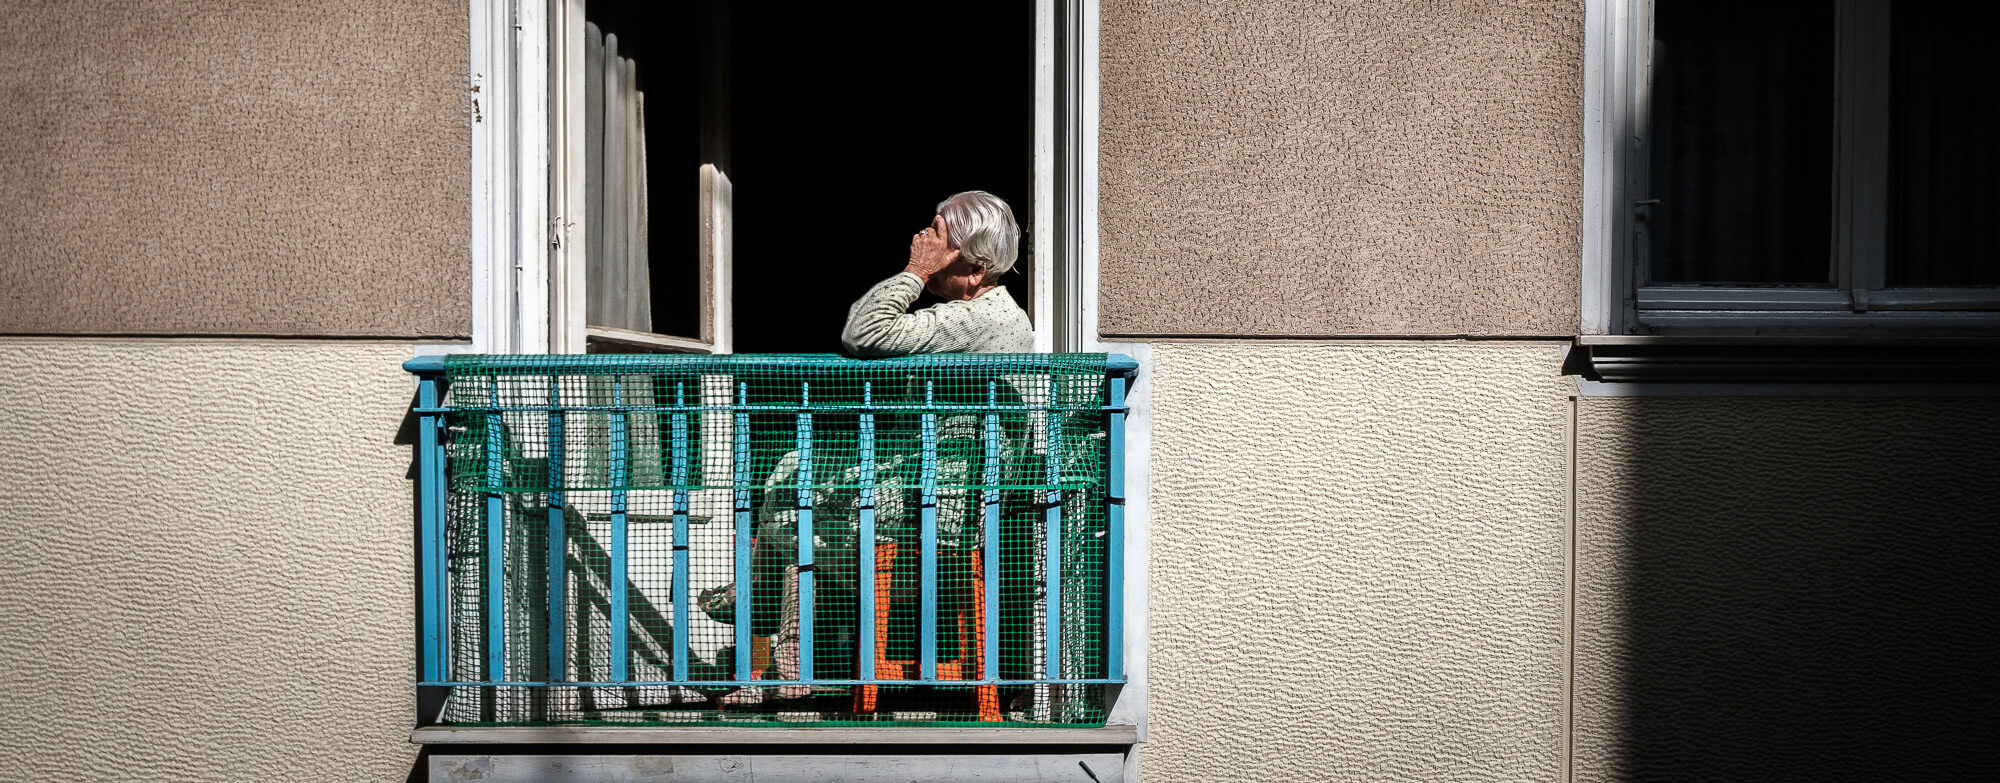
[[1100, 1, 1582, 337], [0, 340, 419, 781], [1574, 398, 2000, 781], [0, 2, 470, 338], [1142, 343, 1569, 782]]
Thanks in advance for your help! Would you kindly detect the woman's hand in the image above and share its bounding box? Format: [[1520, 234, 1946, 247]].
[[904, 215, 960, 281]]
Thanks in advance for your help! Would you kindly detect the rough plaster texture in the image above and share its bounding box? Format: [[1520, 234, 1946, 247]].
[[0, 1, 471, 338], [1098, 0, 1583, 337], [1574, 398, 2000, 781], [0, 340, 420, 781], [1141, 343, 1569, 782]]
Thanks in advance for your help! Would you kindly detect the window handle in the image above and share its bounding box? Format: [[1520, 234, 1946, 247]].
[[1633, 198, 1660, 220]]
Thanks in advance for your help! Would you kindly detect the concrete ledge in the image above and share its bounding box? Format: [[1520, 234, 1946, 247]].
[[412, 724, 1138, 745], [428, 752, 1129, 781]]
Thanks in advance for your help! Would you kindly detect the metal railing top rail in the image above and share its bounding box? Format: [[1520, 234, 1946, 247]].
[[405, 352, 1139, 376]]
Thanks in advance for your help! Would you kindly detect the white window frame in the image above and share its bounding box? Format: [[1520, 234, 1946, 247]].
[[466, 0, 1149, 745], [469, 0, 552, 353], [1582, 0, 2000, 335], [548, 0, 732, 355]]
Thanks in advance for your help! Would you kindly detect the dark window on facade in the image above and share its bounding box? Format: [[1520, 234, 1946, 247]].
[[1632, 0, 2000, 325], [1647, 0, 1833, 286]]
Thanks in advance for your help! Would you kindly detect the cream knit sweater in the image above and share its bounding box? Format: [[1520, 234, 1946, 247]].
[[839, 271, 1035, 356]]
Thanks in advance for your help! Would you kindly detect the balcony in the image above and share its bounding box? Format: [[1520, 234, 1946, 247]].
[[406, 353, 1133, 729]]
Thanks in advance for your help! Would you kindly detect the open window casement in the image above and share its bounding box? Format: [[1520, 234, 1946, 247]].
[[579, 157, 732, 355], [553, 7, 732, 356]]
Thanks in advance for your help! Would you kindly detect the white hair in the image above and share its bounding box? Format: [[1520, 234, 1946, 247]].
[[936, 191, 1020, 276]]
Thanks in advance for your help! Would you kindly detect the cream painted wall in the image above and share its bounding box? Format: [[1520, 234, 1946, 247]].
[[1139, 343, 1571, 782], [0, 340, 420, 781]]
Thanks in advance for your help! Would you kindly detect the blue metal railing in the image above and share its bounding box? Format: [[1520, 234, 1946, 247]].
[[406, 354, 1134, 707]]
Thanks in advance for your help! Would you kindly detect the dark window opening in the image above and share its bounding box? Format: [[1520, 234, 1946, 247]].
[[1888, 0, 2000, 287], [1647, 0, 1834, 286], [727, 3, 1034, 353], [583, 1, 1035, 354]]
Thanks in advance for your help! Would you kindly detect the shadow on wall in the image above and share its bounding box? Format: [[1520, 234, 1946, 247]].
[[1577, 397, 2000, 781]]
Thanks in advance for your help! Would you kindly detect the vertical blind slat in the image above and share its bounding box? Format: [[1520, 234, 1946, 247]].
[[599, 39, 627, 331], [625, 65, 649, 332]]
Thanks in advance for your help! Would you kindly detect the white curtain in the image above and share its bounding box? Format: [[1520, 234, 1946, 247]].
[[585, 23, 652, 333]]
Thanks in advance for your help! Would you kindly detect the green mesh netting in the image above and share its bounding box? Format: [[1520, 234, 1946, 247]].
[[434, 354, 1113, 727]]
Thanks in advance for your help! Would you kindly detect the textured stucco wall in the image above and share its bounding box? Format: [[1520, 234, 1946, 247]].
[[1099, 0, 1583, 337], [1574, 398, 2000, 781], [1141, 343, 1570, 782], [0, 1, 470, 338], [0, 340, 420, 781]]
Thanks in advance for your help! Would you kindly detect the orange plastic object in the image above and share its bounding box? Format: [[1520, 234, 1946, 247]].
[[853, 544, 1000, 721]]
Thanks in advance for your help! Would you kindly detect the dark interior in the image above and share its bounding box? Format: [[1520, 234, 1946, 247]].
[[1646, 0, 2000, 289], [1889, 0, 2000, 286], [589, 0, 1035, 353], [1647, 0, 1833, 285]]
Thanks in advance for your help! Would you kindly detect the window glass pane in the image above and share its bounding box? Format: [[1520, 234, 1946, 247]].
[[1648, 0, 1834, 285], [584, 0, 706, 340], [1889, 0, 2000, 287]]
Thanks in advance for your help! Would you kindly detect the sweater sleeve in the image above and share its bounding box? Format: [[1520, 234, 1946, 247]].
[[840, 272, 982, 357]]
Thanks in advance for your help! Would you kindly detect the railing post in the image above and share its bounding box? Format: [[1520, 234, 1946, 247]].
[[609, 377, 630, 682], [670, 382, 691, 682], [918, 380, 939, 681], [1043, 402, 1064, 684], [982, 381, 1001, 683], [1106, 368, 1128, 682], [416, 371, 448, 684], [858, 381, 877, 682], [731, 381, 752, 682], [485, 384, 507, 683], [546, 377, 567, 684], [795, 380, 816, 683]]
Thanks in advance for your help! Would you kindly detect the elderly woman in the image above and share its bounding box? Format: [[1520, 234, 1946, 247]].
[[841, 190, 1033, 356], [720, 192, 1029, 708]]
